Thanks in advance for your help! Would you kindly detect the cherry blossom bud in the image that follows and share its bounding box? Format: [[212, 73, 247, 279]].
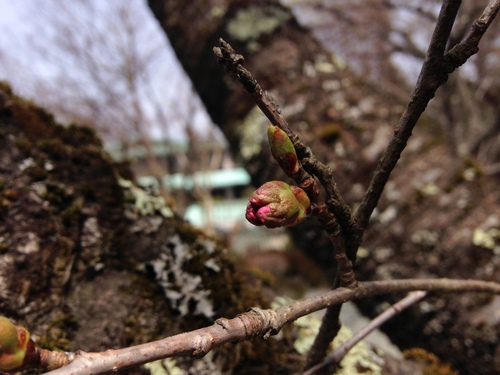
[[0, 316, 30, 372], [245, 181, 310, 228], [267, 125, 300, 175]]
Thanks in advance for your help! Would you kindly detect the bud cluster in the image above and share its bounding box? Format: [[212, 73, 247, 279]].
[[245, 181, 310, 228]]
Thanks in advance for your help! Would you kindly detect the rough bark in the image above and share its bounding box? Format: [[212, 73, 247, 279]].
[[0, 82, 298, 374], [148, 1, 500, 373]]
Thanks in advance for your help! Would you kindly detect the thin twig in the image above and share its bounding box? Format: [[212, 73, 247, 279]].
[[303, 291, 427, 375], [214, 40, 356, 245], [41, 279, 500, 375], [444, 0, 500, 69]]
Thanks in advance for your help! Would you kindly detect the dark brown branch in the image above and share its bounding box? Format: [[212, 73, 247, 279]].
[[354, 0, 500, 237], [42, 279, 500, 375], [304, 3, 462, 368], [304, 302, 342, 373], [214, 41, 360, 371], [301, 154, 359, 262]]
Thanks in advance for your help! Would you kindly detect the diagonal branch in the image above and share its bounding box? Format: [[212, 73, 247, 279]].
[[309, 1, 500, 370], [41, 279, 500, 375], [213, 40, 357, 249], [444, 0, 500, 70], [354, 0, 500, 239], [304, 291, 427, 375]]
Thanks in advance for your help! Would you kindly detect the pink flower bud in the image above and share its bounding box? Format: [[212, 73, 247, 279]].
[[267, 125, 300, 175], [245, 181, 310, 228]]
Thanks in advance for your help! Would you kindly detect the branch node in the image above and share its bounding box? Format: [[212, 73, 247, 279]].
[[215, 317, 231, 331], [191, 335, 213, 359], [236, 65, 258, 92]]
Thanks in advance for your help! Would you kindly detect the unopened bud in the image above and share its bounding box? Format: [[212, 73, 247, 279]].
[[268, 125, 300, 175], [245, 181, 310, 228], [0, 316, 30, 372]]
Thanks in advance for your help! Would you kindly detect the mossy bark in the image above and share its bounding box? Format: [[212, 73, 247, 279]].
[[0, 82, 299, 374]]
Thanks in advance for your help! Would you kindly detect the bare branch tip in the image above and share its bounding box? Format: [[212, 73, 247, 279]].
[[218, 38, 232, 51], [213, 46, 222, 58]]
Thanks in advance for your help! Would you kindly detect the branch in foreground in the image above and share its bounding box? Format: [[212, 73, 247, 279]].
[[41, 279, 500, 375]]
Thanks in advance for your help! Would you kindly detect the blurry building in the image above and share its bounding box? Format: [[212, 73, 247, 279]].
[[105, 138, 253, 233]]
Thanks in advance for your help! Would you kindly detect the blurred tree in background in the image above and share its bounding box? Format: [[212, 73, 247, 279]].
[[300, 0, 500, 169], [0, 0, 229, 217], [0, 0, 500, 372]]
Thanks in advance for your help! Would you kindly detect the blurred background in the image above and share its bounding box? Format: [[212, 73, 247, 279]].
[[0, 0, 252, 240], [0, 0, 499, 255], [1, 2, 500, 371]]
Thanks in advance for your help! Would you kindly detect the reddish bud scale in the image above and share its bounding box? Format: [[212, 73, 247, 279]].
[[275, 153, 300, 175], [290, 185, 311, 216]]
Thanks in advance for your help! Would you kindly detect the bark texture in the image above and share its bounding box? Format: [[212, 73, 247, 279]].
[[0, 82, 298, 374], [148, 1, 500, 373]]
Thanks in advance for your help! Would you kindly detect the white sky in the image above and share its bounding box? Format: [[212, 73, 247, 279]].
[[0, 0, 218, 142]]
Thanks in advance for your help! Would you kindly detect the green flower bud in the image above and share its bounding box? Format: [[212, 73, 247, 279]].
[[268, 125, 300, 175], [0, 317, 17, 352], [245, 181, 310, 228], [0, 317, 30, 372]]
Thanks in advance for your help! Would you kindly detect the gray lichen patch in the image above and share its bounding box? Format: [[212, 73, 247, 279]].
[[119, 178, 173, 219], [0, 254, 14, 301], [17, 232, 40, 254], [119, 178, 175, 237], [80, 217, 104, 272], [149, 235, 215, 318], [119, 177, 175, 233], [236, 106, 269, 161], [226, 6, 291, 43]]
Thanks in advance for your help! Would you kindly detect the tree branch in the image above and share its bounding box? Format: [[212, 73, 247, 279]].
[[211, 5, 500, 370], [354, 0, 500, 237], [40, 279, 500, 375], [304, 291, 427, 375], [214, 40, 359, 372], [213, 40, 357, 250]]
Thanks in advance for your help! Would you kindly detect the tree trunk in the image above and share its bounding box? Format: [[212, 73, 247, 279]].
[[148, 0, 403, 273], [0, 82, 297, 374], [148, 2, 500, 373]]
